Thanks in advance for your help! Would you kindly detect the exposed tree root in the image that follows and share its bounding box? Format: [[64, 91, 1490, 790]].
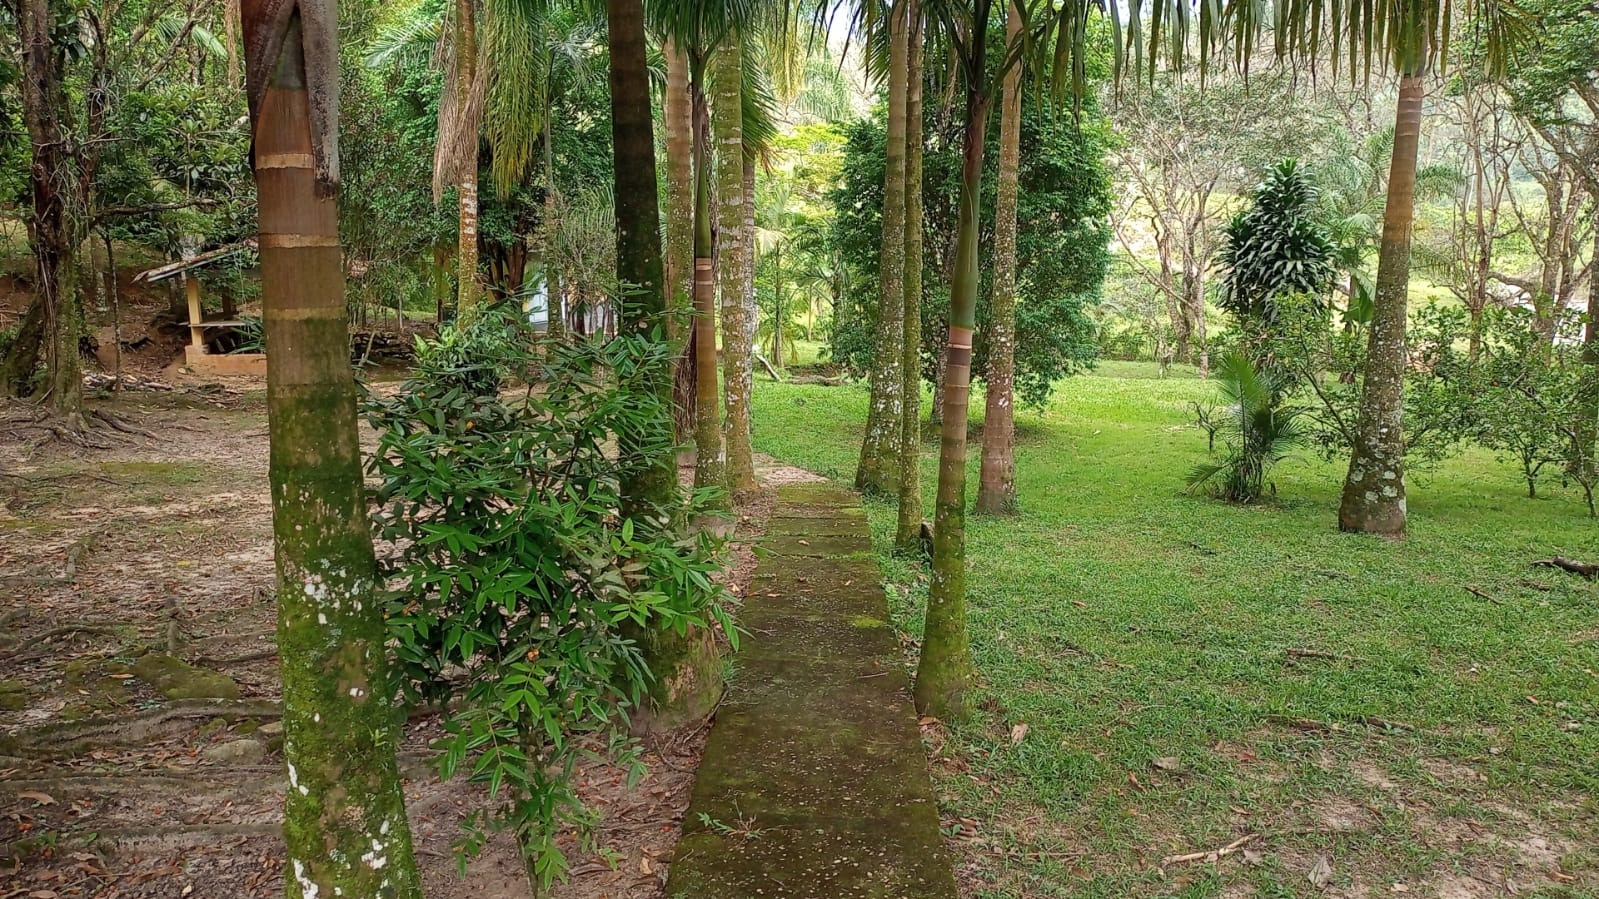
[[0, 771, 284, 799], [1532, 556, 1599, 578], [89, 408, 157, 438], [0, 699, 281, 757], [3, 823, 282, 864], [0, 526, 105, 589]]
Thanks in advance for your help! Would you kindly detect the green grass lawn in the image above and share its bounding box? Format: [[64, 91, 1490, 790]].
[[750, 362, 1599, 898]]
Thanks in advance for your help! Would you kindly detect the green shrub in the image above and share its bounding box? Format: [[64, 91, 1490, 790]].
[[366, 311, 733, 890], [1188, 351, 1308, 503]]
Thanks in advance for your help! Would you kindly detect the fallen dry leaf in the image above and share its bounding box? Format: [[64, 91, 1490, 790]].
[[1308, 855, 1333, 889], [1010, 723, 1029, 745], [1152, 756, 1181, 772], [16, 791, 56, 806]]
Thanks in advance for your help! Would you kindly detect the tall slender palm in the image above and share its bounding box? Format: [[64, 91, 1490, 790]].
[[714, 38, 758, 499], [856, 0, 910, 496], [241, 4, 423, 896], [651, 0, 760, 501], [606, 0, 723, 727], [663, 38, 697, 444], [975, 0, 1025, 516], [445, 0, 482, 311], [894, 0, 926, 552]]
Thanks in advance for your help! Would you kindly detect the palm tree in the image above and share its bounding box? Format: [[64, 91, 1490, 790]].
[[444, 0, 483, 312], [975, 0, 1025, 516], [856, 0, 910, 497], [714, 37, 758, 499], [663, 38, 697, 444], [604, 0, 724, 729], [240, 5, 422, 896], [651, 0, 760, 501], [895, 0, 927, 553]]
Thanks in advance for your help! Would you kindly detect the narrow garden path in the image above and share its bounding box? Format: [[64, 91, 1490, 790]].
[[666, 483, 957, 898]]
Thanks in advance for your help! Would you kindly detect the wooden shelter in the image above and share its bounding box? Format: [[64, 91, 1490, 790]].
[[133, 241, 265, 377]]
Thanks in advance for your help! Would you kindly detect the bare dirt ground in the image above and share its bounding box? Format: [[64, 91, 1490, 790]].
[[0, 378, 788, 899]]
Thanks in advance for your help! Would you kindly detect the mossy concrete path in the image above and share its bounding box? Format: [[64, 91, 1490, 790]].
[[666, 483, 957, 898]]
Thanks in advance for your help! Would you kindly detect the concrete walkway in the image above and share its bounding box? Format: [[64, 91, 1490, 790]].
[[666, 483, 957, 898]]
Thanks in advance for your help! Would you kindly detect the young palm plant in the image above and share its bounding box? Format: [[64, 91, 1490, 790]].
[[1189, 352, 1309, 503]]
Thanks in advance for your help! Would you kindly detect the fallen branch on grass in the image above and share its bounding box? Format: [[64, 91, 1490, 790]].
[[1532, 556, 1599, 579], [1464, 586, 1504, 606], [1284, 647, 1350, 661], [1161, 833, 1257, 867]]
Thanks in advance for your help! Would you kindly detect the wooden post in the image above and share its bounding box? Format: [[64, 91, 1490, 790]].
[[185, 275, 205, 352]]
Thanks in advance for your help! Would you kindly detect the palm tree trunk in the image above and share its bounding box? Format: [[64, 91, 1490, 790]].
[[1338, 74, 1422, 537], [455, 0, 481, 313], [605, 0, 722, 728], [743, 157, 758, 366], [243, 12, 422, 898], [915, 28, 992, 720], [855, 0, 909, 496], [665, 39, 697, 447], [714, 40, 757, 500], [542, 101, 564, 341], [18, 0, 83, 422], [975, 0, 1023, 517], [690, 52, 727, 499], [894, 0, 926, 553]]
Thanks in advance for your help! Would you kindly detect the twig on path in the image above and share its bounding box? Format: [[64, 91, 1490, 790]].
[[1160, 833, 1258, 867], [1532, 556, 1599, 579]]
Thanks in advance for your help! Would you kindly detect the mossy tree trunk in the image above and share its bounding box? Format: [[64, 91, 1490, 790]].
[[855, 0, 908, 497], [915, 0, 994, 720], [894, 0, 926, 553], [455, 0, 481, 313], [665, 39, 697, 447], [1338, 73, 1423, 538], [974, 0, 1023, 517], [606, 0, 723, 727], [17, 0, 83, 422], [242, 7, 422, 898], [714, 40, 757, 501], [690, 51, 728, 500]]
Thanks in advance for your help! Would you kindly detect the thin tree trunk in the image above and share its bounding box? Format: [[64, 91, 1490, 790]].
[[1574, 202, 1599, 484], [743, 156, 757, 367], [665, 39, 696, 447], [856, 0, 909, 496], [895, 0, 926, 553], [915, 26, 992, 720], [690, 53, 727, 498], [772, 245, 783, 364], [714, 40, 756, 500], [975, 0, 1023, 517], [606, 0, 721, 728], [19, 0, 83, 422], [1338, 74, 1422, 537], [542, 99, 564, 342], [103, 230, 122, 389], [455, 0, 481, 313], [242, 10, 422, 898]]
